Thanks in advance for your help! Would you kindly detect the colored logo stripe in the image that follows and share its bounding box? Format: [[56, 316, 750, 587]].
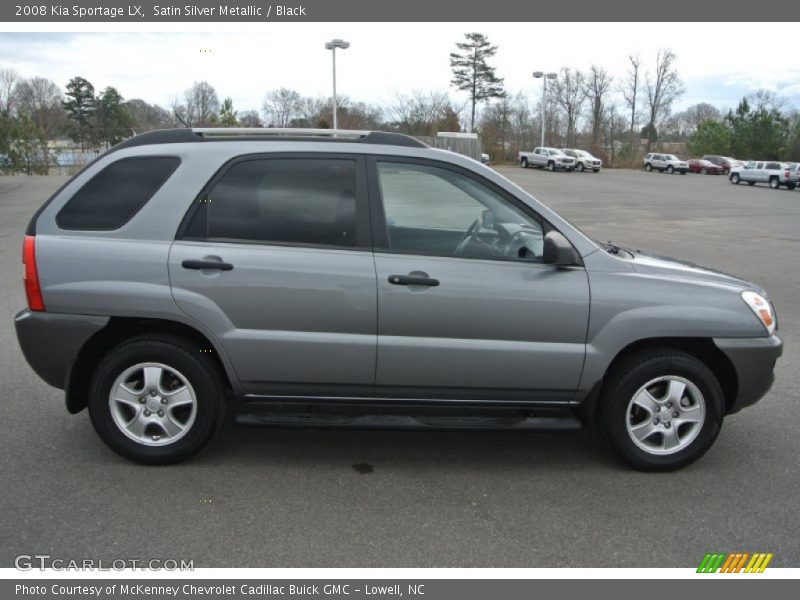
[[697, 552, 773, 573]]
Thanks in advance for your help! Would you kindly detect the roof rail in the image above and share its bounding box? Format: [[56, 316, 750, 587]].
[[112, 128, 428, 151], [192, 127, 371, 138]]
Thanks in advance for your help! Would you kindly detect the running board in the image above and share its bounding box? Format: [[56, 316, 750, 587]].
[[235, 412, 582, 432]]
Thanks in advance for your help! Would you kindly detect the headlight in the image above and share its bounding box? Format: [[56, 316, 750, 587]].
[[741, 291, 776, 335]]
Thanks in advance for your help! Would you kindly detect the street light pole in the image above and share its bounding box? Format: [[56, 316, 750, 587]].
[[325, 38, 350, 130], [533, 71, 557, 147]]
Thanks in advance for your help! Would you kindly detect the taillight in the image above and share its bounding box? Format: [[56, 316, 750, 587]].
[[22, 235, 45, 311]]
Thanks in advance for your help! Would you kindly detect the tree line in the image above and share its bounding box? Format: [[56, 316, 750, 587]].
[[3, 32, 800, 174]]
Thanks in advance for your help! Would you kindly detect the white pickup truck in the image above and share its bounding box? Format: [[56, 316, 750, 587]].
[[729, 161, 798, 190], [519, 147, 576, 171]]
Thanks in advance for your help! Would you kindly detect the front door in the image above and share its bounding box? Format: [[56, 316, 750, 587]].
[[368, 158, 590, 402], [169, 154, 377, 397]]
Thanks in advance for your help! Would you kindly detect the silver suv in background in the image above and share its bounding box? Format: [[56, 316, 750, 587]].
[[519, 147, 575, 171], [643, 153, 689, 174], [15, 128, 782, 470], [729, 161, 797, 190], [563, 149, 602, 172]]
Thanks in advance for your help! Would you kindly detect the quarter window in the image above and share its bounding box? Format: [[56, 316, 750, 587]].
[[183, 158, 358, 247], [376, 162, 544, 262], [56, 156, 180, 230]]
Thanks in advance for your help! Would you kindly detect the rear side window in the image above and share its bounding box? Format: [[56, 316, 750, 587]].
[[56, 157, 180, 230], [182, 158, 357, 247]]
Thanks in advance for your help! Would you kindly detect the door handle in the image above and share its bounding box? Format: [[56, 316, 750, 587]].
[[182, 259, 234, 271], [388, 275, 439, 287]]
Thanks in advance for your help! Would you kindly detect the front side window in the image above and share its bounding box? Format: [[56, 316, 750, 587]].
[[183, 158, 357, 247], [56, 156, 180, 230], [376, 162, 544, 262]]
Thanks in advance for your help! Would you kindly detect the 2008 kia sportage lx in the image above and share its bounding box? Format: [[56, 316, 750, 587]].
[[15, 128, 782, 470]]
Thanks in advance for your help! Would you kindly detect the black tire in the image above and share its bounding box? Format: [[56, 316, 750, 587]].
[[577, 162, 585, 172], [701, 168, 707, 175], [88, 334, 226, 464], [769, 177, 780, 190], [680, 170, 687, 175], [547, 161, 555, 172], [667, 165, 674, 174], [598, 349, 724, 471], [521, 157, 529, 168], [730, 173, 740, 184], [747, 181, 756, 186], [593, 169, 600, 173], [645, 163, 652, 172], [788, 183, 797, 190]]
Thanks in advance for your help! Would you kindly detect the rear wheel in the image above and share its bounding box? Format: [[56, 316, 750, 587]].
[[787, 183, 797, 190], [769, 177, 780, 189], [598, 350, 724, 471], [88, 334, 225, 464], [747, 181, 756, 186], [520, 157, 529, 168]]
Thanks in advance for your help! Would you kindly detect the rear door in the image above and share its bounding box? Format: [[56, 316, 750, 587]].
[[367, 157, 590, 402], [168, 153, 377, 397]]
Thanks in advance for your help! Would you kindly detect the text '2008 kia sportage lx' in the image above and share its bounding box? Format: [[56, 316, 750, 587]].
[[15, 128, 782, 470]]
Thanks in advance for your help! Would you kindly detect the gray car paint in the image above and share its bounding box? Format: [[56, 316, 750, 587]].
[[18, 137, 782, 413]]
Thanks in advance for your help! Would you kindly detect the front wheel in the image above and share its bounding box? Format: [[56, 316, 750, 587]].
[[547, 161, 555, 172], [701, 168, 707, 175], [667, 165, 675, 174], [645, 163, 653, 172], [577, 162, 585, 172], [88, 334, 225, 464], [598, 350, 724, 471], [730, 173, 740, 184], [520, 157, 529, 168]]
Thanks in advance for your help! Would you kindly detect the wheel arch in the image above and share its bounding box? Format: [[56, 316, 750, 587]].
[[66, 317, 239, 414], [577, 337, 739, 426]]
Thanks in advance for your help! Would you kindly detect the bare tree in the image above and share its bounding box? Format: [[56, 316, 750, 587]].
[[584, 65, 613, 149], [388, 90, 461, 136], [644, 49, 684, 152], [620, 54, 640, 142], [551, 67, 586, 147], [173, 81, 219, 127], [238, 110, 262, 127], [126, 99, 172, 132], [262, 87, 303, 128], [14, 76, 66, 140], [0, 68, 19, 115]]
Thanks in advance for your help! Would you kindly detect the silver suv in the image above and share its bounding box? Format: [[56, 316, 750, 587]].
[[643, 153, 689, 174], [15, 128, 782, 470]]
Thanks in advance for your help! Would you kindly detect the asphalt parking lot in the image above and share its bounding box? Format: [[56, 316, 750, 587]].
[[1, 169, 798, 568]]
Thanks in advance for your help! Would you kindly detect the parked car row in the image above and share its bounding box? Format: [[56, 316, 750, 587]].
[[519, 147, 603, 172]]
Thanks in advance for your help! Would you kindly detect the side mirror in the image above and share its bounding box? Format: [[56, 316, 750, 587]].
[[543, 231, 578, 266]]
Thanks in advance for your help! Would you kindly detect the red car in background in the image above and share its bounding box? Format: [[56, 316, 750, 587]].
[[688, 158, 724, 174]]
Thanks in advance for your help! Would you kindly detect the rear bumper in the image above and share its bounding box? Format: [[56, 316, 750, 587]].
[[714, 335, 783, 413], [14, 309, 108, 390]]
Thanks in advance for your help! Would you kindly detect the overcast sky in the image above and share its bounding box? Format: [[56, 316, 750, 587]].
[[1, 24, 799, 117]]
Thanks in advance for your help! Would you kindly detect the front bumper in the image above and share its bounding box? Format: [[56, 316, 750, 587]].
[[714, 335, 783, 413], [14, 309, 108, 390]]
